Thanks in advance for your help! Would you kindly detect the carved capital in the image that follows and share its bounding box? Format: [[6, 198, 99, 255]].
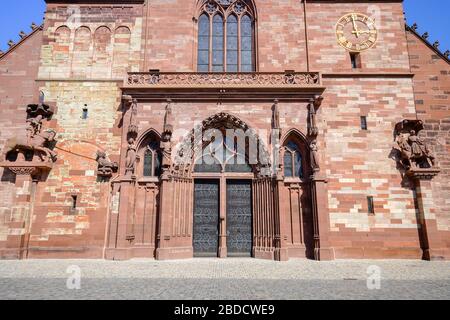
[[8, 167, 37, 176], [0, 161, 53, 177]]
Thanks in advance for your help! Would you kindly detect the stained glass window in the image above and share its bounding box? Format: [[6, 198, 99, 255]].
[[212, 14, 224, 72], [240, 15, 253, 72], [143, 141, 161, 177], [226, 15, 238, 72], [198, 14, 210, 72], [284, 141, 303, 178], [197, 1, 255, 72]]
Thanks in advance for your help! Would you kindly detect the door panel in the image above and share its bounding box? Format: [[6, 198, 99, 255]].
[[226, 180, 253, 257], [193, 180, 219, 257]]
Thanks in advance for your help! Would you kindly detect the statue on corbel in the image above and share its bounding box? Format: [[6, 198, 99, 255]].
[[1, 97, 58, 170], [393, 120, 439, 179], [272, 99, 282, 179], [161, 99, 174, 179], [307, 95, 323, 175], [122, 95, 139, 178], [307, 95, 323, 138]]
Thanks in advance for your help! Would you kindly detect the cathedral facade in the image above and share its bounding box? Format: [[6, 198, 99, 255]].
[[0, 0, 449, 261]]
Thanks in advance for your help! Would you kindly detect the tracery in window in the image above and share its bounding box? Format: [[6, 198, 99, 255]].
[[197, 0, 256, 72], [143, 140, 161, 177], [284, 141, 304, 178]]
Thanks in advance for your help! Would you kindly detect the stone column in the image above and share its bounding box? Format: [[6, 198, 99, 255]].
[[218, 176, 227, 258], [306, 96, 334, 261], [274, 176, 289, 261], [311, 173, 335, 261], [409, 170, 445, 261], [1, 166, 44, 259], [112, 177, 136, 260]]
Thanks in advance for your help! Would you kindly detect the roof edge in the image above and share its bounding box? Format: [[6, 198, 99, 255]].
[[406, 24, 450, 65], [0, 23, 44, 62]]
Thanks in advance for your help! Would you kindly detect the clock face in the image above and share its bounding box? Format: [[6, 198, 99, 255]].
[[336, 13, 378, 52]]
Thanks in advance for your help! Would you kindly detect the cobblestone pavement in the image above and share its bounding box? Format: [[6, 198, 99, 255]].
[[0, 259, 449, 300]]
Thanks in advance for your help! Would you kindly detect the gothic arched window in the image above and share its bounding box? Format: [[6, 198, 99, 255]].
[[197, 0, 256, 72], [284, 141, 303, 178], [143, 141, 161, 177]]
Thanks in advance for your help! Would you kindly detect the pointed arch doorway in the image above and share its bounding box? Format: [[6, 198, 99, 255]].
[[192, 130, 257, 258], [184, 113, 269, 258]]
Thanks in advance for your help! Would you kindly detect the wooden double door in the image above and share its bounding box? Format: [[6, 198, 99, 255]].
[[193, 179, 253, 257]]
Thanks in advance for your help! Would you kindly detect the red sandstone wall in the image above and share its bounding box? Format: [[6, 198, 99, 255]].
[[1, 0, 448, 259], [24, 2, 145, 258], [0, 29, 43, 247], [406, 30, 450, 245], [321, 77, 420, 258], [306, 1, 410, 73]]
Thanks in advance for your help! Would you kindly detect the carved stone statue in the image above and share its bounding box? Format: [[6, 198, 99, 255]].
[[125, 138, 137, 176], [161, 100, 174, 172], [4, 129, 57, 162], [128, 99, 138, 136], [408, 130, 434, 164], [2, 101, 57, 163], [394, 120, 436, 170], [272, 99, 280, 130], [163, 99, 174, 134], [96, 151, 118, 178], [310, 140, 320, 172], [161, 134, 172, 168], [307, 102, 318, 137]]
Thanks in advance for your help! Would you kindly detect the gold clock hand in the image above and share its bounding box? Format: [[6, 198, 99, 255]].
[[351, 15, 360, 38], [353, 30, 371, 35]]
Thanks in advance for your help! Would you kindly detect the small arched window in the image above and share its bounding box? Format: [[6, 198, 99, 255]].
[[284, 141, 303, 178], [143, 141, 161, 177], [197, 0, 256, 72]]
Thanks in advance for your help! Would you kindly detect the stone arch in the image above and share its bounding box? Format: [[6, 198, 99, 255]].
[[173, 112, 271, 176], [92, 26, 112, 78], [136, 128, 162, 149], [72, 26, 93, 78], [195, 0, 257, 18], [55, 25, 71, 40], [54, 26, 71, 77], [112, 26, 131, 78]]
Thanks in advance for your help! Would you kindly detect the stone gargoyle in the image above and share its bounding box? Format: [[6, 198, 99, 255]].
[[96, 151, 118, 177]]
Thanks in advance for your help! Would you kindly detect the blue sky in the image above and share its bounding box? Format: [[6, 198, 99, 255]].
[[0, 0, 449, 53]]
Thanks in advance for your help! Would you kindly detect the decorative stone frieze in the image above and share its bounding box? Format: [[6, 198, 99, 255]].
[[126, 71, 321, 87]]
